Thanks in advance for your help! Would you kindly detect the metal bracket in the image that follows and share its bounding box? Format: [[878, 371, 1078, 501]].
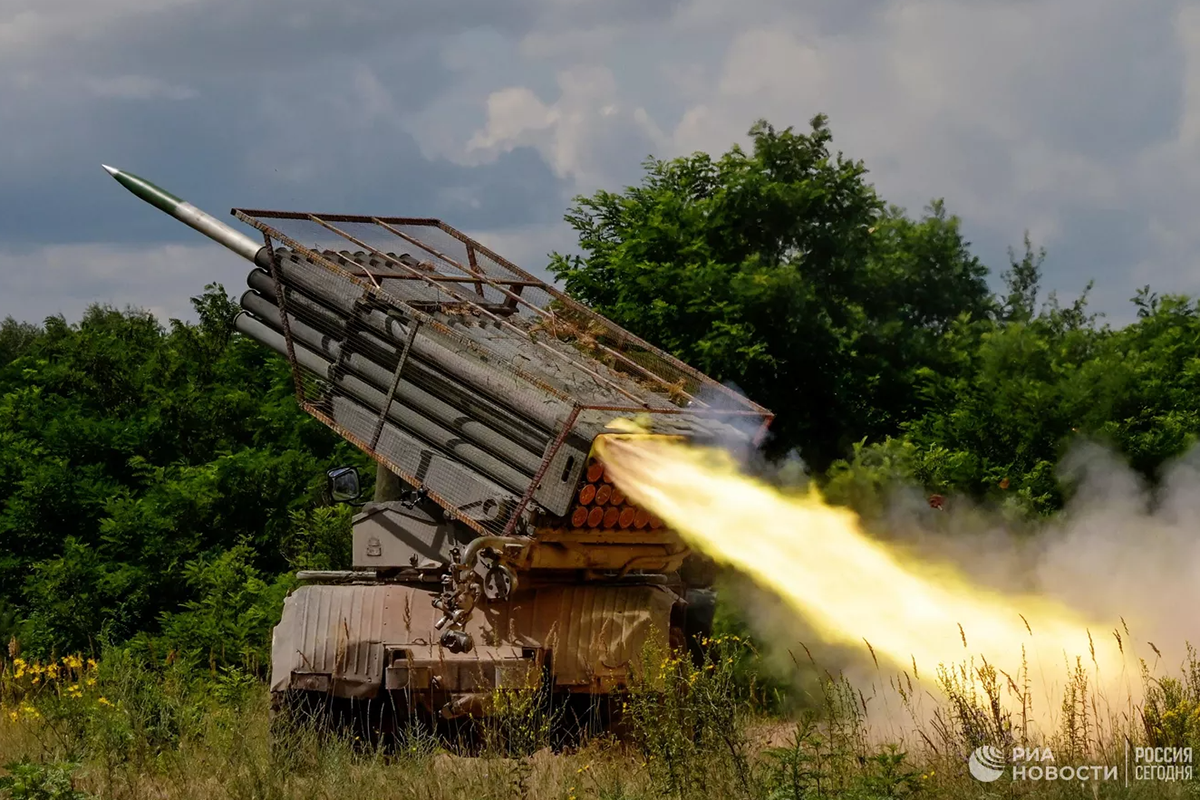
[[261, 234, 306, 401], [330, 288, 373, 383], [369, 318, 420, 452], [502, 403, 582, 537]]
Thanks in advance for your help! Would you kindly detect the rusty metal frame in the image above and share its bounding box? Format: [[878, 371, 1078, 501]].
[[307, 214, 648, 406], [233, 208, 770, 417], [370, 319, 420, 452], [301, 402, 493, 538], [233, 210, 577, 405], [370, 217, 700, 406], [232, 208, 775, 531], [235, 207, 778, 425], [503, 403, 582, 537], [433, 220, 763, 413], [261, 234, 306, 401]]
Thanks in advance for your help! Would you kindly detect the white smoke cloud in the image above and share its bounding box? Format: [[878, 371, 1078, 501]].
[[689, 436, 1200, 746]]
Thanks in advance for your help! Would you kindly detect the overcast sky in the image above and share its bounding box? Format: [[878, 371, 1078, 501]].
[[2, 0, 1198, 327]]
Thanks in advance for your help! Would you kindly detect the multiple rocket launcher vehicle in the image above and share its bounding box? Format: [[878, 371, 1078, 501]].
[[103, 164, 774, 731]]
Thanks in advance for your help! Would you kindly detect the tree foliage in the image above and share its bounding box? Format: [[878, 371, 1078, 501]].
[[551, 116, 1200, 517], [550, 116, 993, 468], [0, 285, 367, 660], [3, 115, 1200, 664]]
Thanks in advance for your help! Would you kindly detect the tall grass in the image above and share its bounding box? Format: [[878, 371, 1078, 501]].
[[3, 637, 1200, 799]]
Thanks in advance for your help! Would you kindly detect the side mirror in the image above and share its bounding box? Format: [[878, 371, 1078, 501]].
[[327, 467, 362, 503]]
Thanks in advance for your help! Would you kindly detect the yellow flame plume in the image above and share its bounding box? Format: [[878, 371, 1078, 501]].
[[595, 431, 1127, 699]]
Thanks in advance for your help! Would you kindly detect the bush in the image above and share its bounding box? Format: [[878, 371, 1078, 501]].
[[0, 760, 91, 800]]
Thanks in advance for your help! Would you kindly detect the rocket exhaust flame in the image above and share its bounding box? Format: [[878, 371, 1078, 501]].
[[595, 433, 1131, 710]]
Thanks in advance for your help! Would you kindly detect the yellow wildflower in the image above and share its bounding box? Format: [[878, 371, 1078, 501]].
[[7, 710, 17, 722], [86, 677, 96, 686], [98, 697, 112, 706]]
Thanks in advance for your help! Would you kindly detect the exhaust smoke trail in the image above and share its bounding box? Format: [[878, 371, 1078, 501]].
[[594, 430, 1132, 714]]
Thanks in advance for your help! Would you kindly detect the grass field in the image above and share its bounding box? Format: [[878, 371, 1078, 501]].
[[3, 636, 1200, 799]]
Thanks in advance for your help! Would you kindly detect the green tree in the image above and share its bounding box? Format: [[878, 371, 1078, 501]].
[[836, 232, 1200, 516], [0, 285, 368, 655], [0, 317, 41, 368], [1097, 293, 1200, 475], [156, 542, 295, 672], [550, 116, 991, 468]]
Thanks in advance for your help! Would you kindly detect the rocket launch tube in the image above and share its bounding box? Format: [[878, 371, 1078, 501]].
[[244, 261, 575, 436], [239, 289, 545, 475], [242, 268, 554, 454], [327, 394, 520, 524], [234, 312, 532, 495], [99, 162, 593, 508], [240, 288, 546, 469]]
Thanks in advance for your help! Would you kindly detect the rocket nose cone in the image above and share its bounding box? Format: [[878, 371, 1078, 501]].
[[101, 164, 120, 177]]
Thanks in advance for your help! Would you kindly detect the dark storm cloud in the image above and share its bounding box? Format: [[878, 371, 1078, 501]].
[[1, 0, 1199, 326], [0, 0, 573, 250]]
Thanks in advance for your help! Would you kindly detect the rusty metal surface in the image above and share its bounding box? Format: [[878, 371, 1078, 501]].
[[236, 214, 578, 405], [270, 582, 675, 698], [261, 235, 305, 399], [231, 208, 772, 422], [232, 207, 775, 536], [517, 540, 689, 574], [519, 582, 675, 687], [502, 403, 581, 537], [302, 402, 498, 537]]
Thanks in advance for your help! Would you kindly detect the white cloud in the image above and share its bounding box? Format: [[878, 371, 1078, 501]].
[[447, 66, 668, 190], [467, 87, 559, 152], [663, 6, 1139, 238]]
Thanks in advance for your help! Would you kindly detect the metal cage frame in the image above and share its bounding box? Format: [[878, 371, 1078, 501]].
[[233, 209, 774, 537]]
